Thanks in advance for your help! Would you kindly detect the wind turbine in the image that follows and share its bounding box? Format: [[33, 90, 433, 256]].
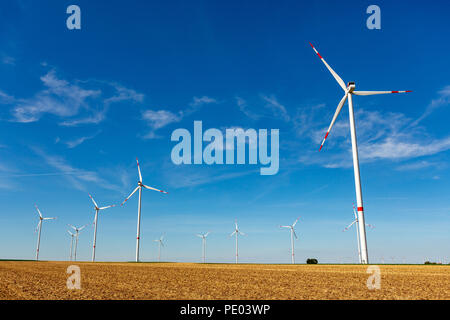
[[230, 220, 245, 264], [121, 158, 168, 262], [34, 204, 56, 261], [67, 230, 75, 261], [280, 217, 300, 264], [153, 234, 164, 262], [89, 194, 116, 262], [309, 42, 411, 264], [196, 232, 210, 263], [343, 204, 374, 263], [68, 224, 87, 261]]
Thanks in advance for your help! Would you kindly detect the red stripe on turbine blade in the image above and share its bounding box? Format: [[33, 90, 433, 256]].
[[392, 91, 399, 93], [357, 207, 364, 211], [406, 90, 412, 93], [319, 145, 323, 152], [324, 132, 329, 139]]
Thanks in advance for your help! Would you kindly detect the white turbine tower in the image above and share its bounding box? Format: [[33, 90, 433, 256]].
[[230, 220, 245, 264], [34, 204, 56, 261], [153, 234, 164, 262], [343, 204, 375, 263], [68, 224, 87, 261], [280, 217, 300, 264], [196, 232, 210, 263], [67, 230, 75, 261], [122, 158, 168, 262], [309, 42, 411, 264], [89, 194, 116, 262]]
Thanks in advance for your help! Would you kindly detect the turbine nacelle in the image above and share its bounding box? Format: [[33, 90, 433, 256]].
[[347, 81, 356, 92]]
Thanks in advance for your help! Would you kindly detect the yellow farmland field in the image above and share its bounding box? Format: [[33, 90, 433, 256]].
[[0, 261, 448, 300]]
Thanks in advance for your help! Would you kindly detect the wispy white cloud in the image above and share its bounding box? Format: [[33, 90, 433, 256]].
[[32, 148, 121, 192], [141, 96, 217, 139], [412, 85, 450, 125], [2, 55, 15, 66], [11, 70, 100, 123], [1, 69, 144, 125], [261, 94, 290, 122], [236, 97, 260, 120], [396, 160, 444, 171], [63, 131, 101, 149], [141, 110, 182, 139]]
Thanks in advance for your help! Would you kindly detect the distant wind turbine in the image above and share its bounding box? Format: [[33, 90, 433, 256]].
[[310, 42, 411, 264], [196, 232, 210, 263], [280, 217, 300, 264], [89, 194, 116, 262], [153, 234, 165, 262], [230, 220, 245, 264], [67, 230, 75, 261], [343, 204, 374, 263], [121, 158, 168, 262], [68, 224, 87, 261], [34, 204, 56, 261]]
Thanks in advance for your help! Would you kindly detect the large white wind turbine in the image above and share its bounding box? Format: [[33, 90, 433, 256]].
[[89, 194, 116, 262], [67, 230, 75, 261], [34, 204, 56, 261], [310, 42, 411, 264], [68, 224, 87, 261], [121, 158, 168, 262], [343, 204, 374, 263], [196, 232, 210, 263], [230, 220, 245, 264], [153, 234, 164, 262], [280, 217, 300, 264]]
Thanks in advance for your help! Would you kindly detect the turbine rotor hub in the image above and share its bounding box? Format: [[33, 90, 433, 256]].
[[347, 81, 356, 92]]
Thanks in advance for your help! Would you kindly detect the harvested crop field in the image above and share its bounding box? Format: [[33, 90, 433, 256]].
[[0, 261, 448, 300]]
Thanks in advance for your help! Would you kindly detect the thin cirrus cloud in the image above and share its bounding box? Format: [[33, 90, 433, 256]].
[[32, 147, 123, 193], [141, 96, 217, 139], [62, 130, 102, 149], [1, 69, 143, 125], [411, 85, 450, 126]]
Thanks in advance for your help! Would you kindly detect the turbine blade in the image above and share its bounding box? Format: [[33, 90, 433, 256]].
[[205, 232, 210, 237], [160, 242, 164, 247], [292, 216, 301, 227], [89, 194, 98, 208], [121, 186, 140, 206], [353, 90, 412, 96], [142, 184, 168, 194], [239, 231, 246, 236], [79, 224, 88, 232], [99, 204, 115, 210], [292, 229, 298, 239], [68, 224, 76, 231], [34, 204, 43, 218], [196, 234, 203, 238], [230, 231, 236, 237], [343, 220, 357, 232], [35, 220, 41, 233], [43, 217, 56, 220], [352, 203, 358, 220], [319, 93, 348, 151], [67, 230, 74, 236], [136, 157, 142, 182], [280, 225, 291, 229], [309, 42, 347, 91], [366, 223, 375, 229]]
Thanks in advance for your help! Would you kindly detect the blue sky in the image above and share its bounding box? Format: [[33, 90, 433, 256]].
[[0, 0, 449, 264]]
